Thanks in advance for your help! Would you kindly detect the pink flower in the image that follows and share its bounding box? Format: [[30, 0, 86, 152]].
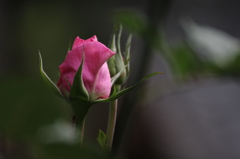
[[57, 36, 115, 101]]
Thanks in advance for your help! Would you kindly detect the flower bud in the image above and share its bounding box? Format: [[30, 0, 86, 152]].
[[108, 25, 132, 85], [57, 36, 115, 101]]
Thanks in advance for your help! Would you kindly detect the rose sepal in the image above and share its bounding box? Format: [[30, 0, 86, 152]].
[[39, 51, 69, 102], [111, 65, 128, 86], [69, 52, 89, 102], [39, 51, 93, 137], [123, 33, 132, 76]]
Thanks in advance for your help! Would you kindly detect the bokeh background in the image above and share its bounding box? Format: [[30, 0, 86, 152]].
[[1, 0, 240, 158]]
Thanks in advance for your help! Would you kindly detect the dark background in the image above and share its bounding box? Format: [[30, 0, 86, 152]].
[[1, 0, 240, 158]]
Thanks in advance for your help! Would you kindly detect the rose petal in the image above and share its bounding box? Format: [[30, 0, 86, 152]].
[[57, 36, 115, 100], [72, 36, 98, 50], [90, 62, 111, 99]]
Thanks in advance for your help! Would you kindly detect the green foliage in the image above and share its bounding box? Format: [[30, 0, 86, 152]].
[[167, 43, 203, 80], [97, 130, 110, 154], [205, 52, 240, 77]]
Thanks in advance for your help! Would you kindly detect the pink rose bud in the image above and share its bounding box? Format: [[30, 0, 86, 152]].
[[57, 36, 115, 101]]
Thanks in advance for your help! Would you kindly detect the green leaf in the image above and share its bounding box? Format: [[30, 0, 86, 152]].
[[96, 72, 162, 102], [97, 130, 110, 154], [38, 51, 68, 101], [114, 72, 163, 99], [69, 52, 89, 101]]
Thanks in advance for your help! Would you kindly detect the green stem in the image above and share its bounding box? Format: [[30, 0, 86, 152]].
[[106, 99, 118, 151], [75, 118, 85, 147], [70, 100, 92, 147]]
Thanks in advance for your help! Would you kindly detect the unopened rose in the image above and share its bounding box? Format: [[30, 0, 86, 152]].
[[57, 36, 115, 101]]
